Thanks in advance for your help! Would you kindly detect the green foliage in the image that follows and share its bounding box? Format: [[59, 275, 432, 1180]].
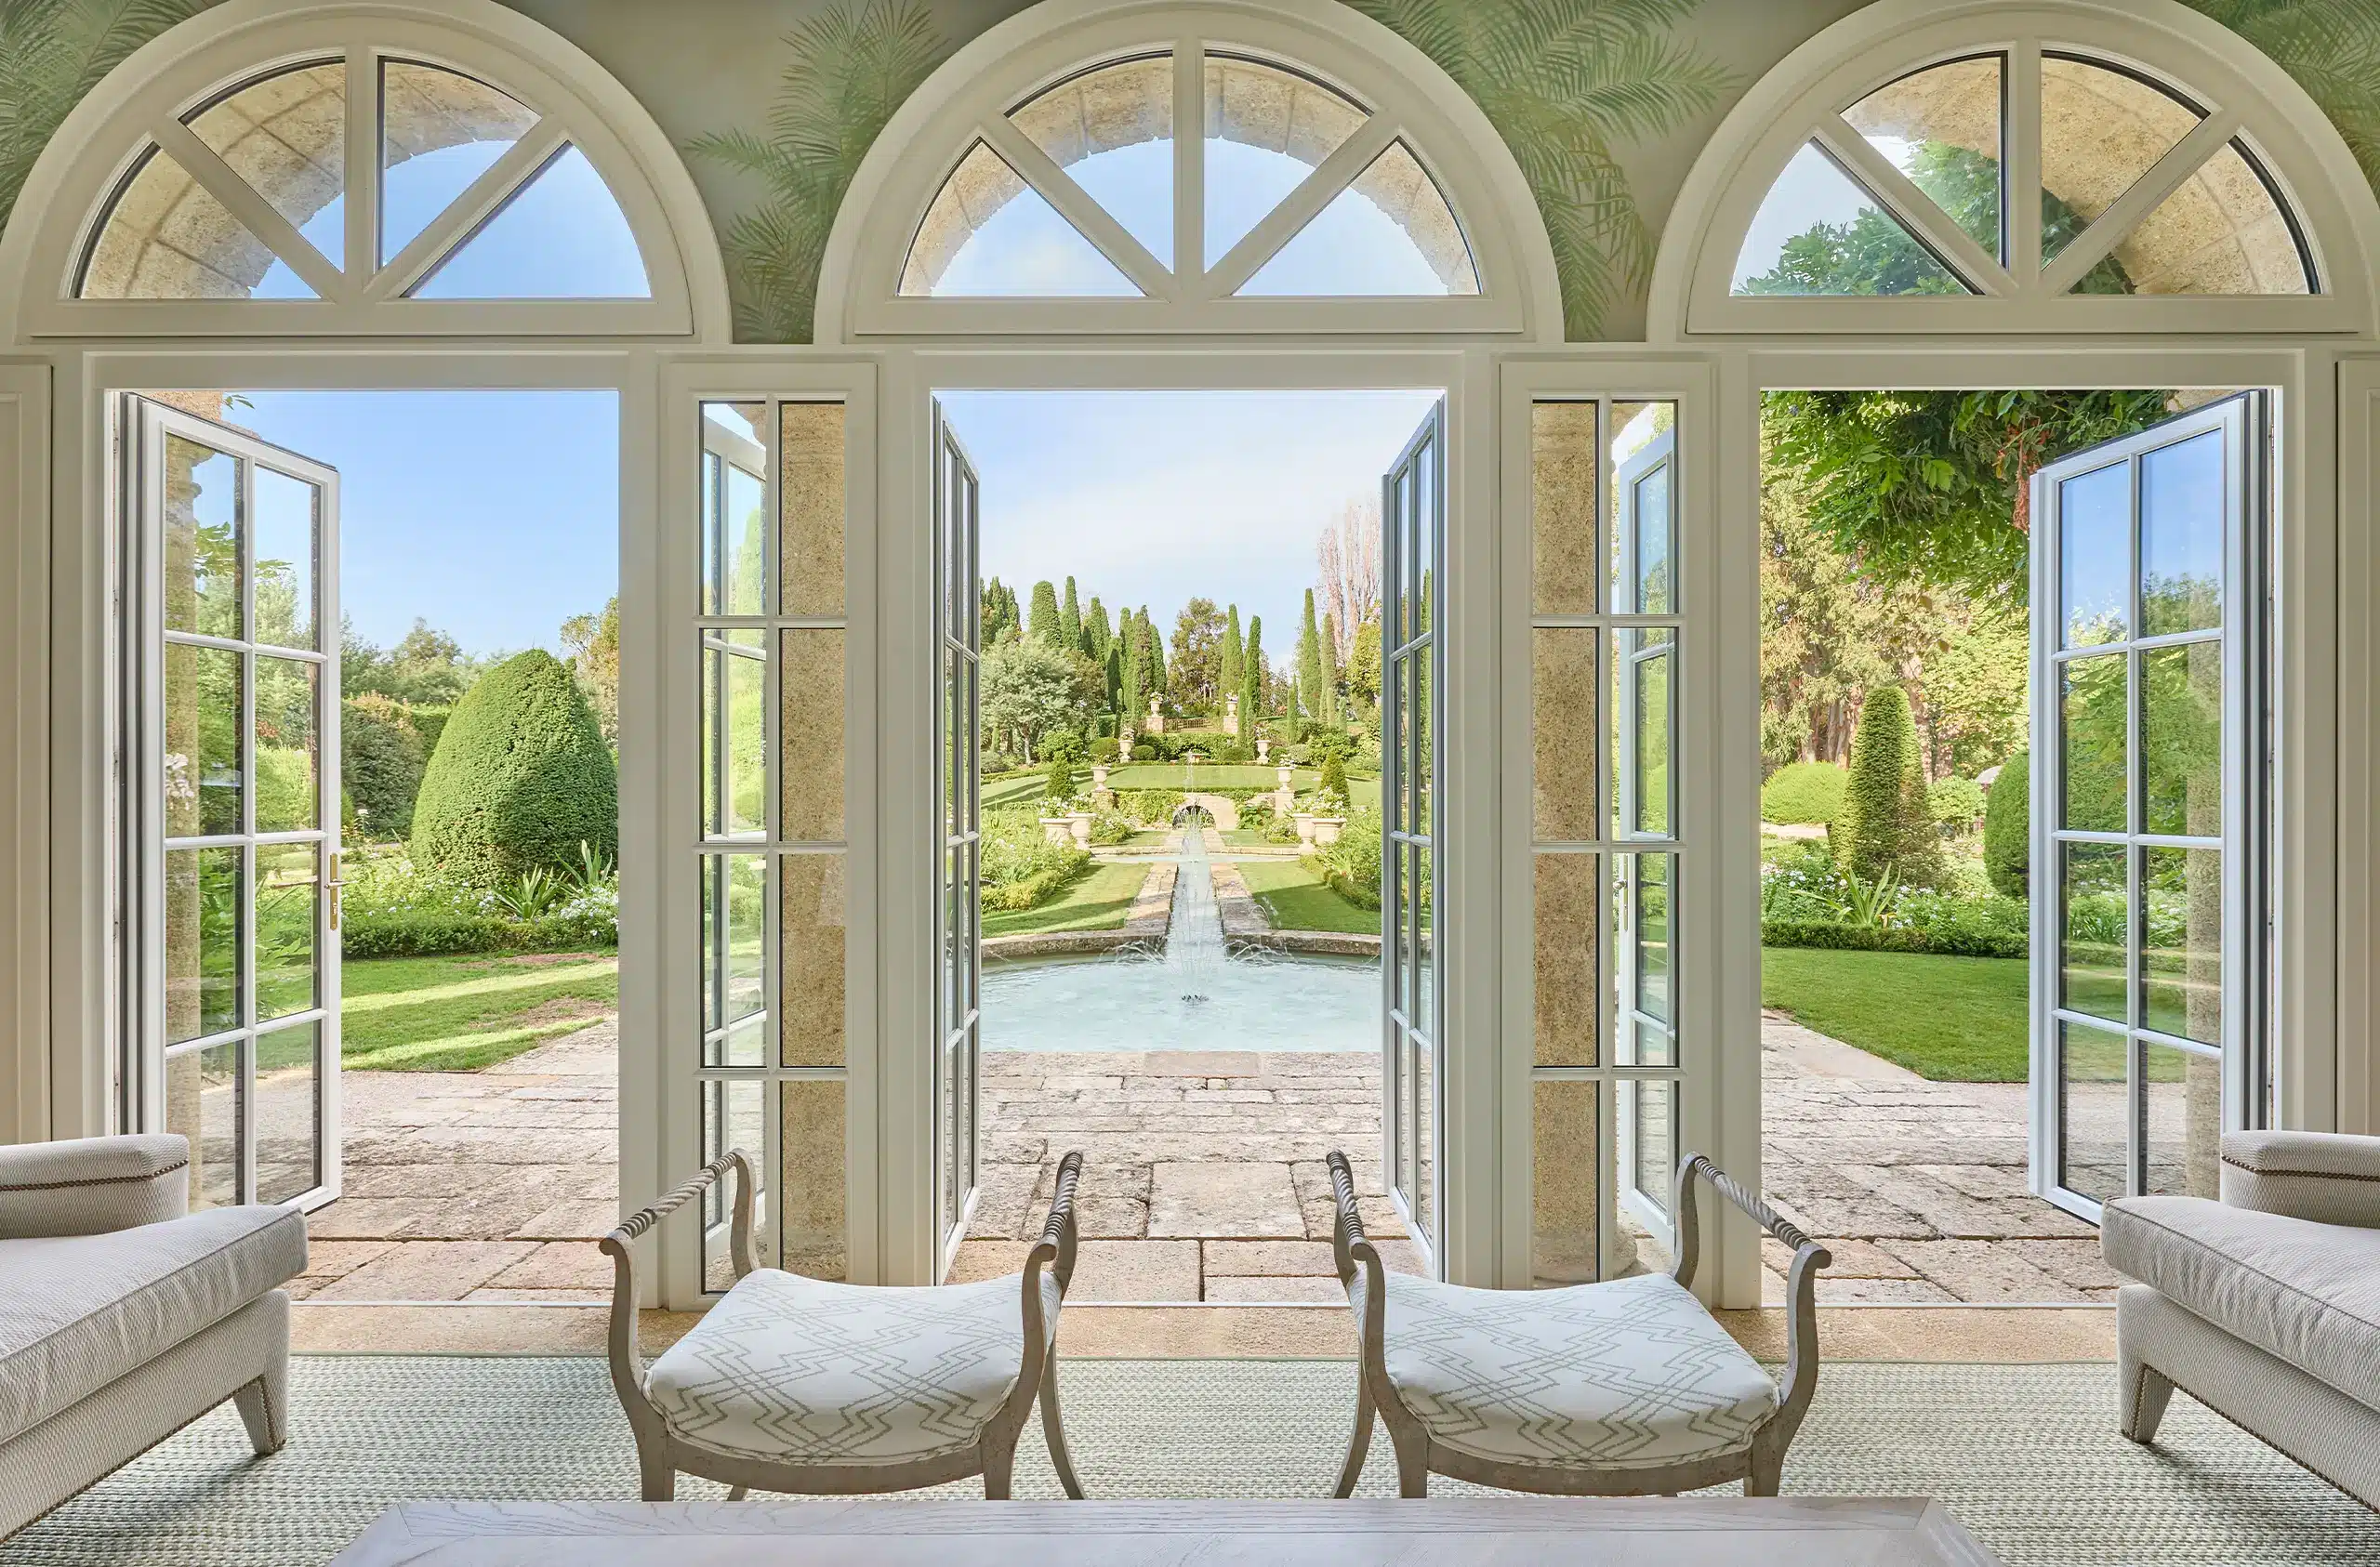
[[1983, 750, 2030, 898], [1027, 580, 1062, 647], [341, 692, 427, 841], [980, 809, 1091, 911], [1221, 605, 1245, 697], [683, 0, 948, 341], [409, 651, 618, 890], [1315, 805, 1383, 908], [1170, 597, 1226, 711], [1061, 576, 1082, 652], [1317, 751, 1349, 802], [344, 617, 487, 708], [1926, 775, 1986, 826], [0, 0, 209, 221], [1042, 754, 1076, 806], [982, 636, 1100, 761], [339, 849, 617, 960], [2183, 1, 2380, 194], [409, 704, 453, 757], [1760, 761, 1845, 825], [1837, 687, 1934, 884], [254, 747, 314, 836]]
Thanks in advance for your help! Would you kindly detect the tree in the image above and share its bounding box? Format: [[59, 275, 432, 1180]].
[[1085, 596, 1112, 665], [1317, 496, 1381, 661], [981, 637, 1097, 761], [341, 692, 427, 841], [1348, 614, 1382, 716], [1296, 589, 1325, 720], [1983, 750, 2030, 898], [1170, 597, 1225, 712], [560, 597, 620, 745], [1145, 605, 1169, 695], [1027, 580, 1062, 648], [1221, 605, 1245, 697], [1835, 686, 1936, 885], [410, 650, 617, 889], [981, 577, 1014, 645], [1320, 611, 1345, 726], [1117, 616, 1144, 727], [1243, 615, 1265, 724], [1061, 576, 1082, 652], [344, 615, 486, 707]]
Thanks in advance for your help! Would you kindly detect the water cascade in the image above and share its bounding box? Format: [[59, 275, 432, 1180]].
[[1165, 810, 1224, 1003]]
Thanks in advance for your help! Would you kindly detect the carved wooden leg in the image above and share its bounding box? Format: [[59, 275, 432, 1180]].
[[1745, 1447, 1783, 1497], [2122, 1358, 2175, 1444], [231, 1368, 286, 1455], [1038, 1356, 1087, 1499], [1332, 1377, 1375, 1498], [982, 1429, 1019, 1500], [726, 1485, 748, 1501], [1389, 1423, 1429, 1499], [638, 1452, 676, 1501]]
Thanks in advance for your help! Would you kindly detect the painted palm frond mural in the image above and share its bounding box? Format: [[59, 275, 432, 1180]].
[[2182, 0, 2380, 189], [0, 0, 208, 219], [1346, 0, 1734, 337], [684, 0, 949, 344]]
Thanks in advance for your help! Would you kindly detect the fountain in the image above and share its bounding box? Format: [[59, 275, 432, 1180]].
[[1167, 810, 1224, 1004]]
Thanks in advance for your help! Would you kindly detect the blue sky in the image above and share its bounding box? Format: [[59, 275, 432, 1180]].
[[1734, 140, 1921, 287], [938, 388, 1441, 655], [228, 389, 619, 657]]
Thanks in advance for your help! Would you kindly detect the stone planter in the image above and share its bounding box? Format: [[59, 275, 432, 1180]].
[[1039, 817, 1076, 848], [1090, 764, 1114, 810], [1294, 811, 1316, 846], [1275, 765, 1296, 819], [1067, 811, 1094, 848], [1310, 815, 1346, 848]]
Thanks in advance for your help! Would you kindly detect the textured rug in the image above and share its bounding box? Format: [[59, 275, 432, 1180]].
[[4, 1357, 2375, 1566]]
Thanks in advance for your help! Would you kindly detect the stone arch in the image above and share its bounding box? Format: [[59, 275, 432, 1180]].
[[1173, 793, 1240, 830]]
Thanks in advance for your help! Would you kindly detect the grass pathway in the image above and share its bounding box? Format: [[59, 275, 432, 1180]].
[[1760, 946, 2027, 1080], [343, 952, 617, 1072]]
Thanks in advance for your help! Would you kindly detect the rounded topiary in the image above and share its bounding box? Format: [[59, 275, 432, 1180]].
[[410, 651, 617, 889], [1837, 687, 1932, 883], [1760, 760, 1846, 826], [1318, 752, 1349, 802], [341, 692, 426, 840], [1983, 749, 2030, 898]]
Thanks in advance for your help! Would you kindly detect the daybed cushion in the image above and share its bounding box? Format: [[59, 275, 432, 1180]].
[[0, 1205, 307, 1442], [1374, 1270, 1778, 1470], [643, 1269, 1052, 1467], [2103, 1194, 2380, 1414]]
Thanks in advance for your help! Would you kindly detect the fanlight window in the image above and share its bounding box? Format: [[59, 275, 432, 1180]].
[[1732, 50, 2313, 298], [78, 57, 649, 301], [898, 50, 1479, 300]]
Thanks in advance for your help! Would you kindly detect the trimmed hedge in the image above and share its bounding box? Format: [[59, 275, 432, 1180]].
[[1762, 918, 2024, 960], [1983, 749, 2029, 897], [1761, 761, 1846, 826], [341, 692, 427, 838], [410, 651, 617, 889]]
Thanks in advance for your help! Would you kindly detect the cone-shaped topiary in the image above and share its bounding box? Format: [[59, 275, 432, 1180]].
[[410, 650, 617, 889], [1836, 686, 1932, 884], [1983, 749, 2030, 898]]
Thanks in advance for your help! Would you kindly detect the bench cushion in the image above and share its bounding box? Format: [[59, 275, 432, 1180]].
[[1376, 1271, 1778, 1471], [645, 1270, 1051, 1468], [2103, 1194, 2380, 1414], [0, 1205, 306, 1442]]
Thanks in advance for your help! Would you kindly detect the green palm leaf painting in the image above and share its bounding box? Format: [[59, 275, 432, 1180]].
[[2181, 0, 2380, 190], [684, 0, 949, 344], [0, 0, 209, 221]]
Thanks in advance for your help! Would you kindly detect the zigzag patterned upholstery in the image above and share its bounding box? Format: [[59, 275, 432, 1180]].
[[1373, 1270, 1778, 1470], [643, 1269, 1062, 1466]]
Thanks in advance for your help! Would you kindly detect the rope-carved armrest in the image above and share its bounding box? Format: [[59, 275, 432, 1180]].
[[1004, 1150, 1083, 1441], [1325, 1148, 1388, 1342], [599, 1149, 756, 1432], [1671, 1151, 1831, 1450]]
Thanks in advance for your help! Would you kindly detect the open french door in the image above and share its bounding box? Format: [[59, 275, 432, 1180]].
[[1382, 401, 1444, 1265], [932, 400, 983, 1271], [2030, 391, 2267, 1217], [125, 395, 341, 1211]]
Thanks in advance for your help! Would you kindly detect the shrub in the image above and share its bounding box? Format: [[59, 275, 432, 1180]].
[[337, 848, 619, 957], [1317, 752, 1349, 803], [1837, 687, 1937, 885], [409, 704, 453, 757], [1089, 736, 1120, 764], [410, 650, 617, 889], [1089, 810, 1135, 846], [1760, 761, 1846, 826], [1042, 756, 1077, 807], [1131, 739, 1159, 761], [255, 746, 315, 834], [980, 809, 1091, 911], [1983, 750, 2029, 898], [1927, 775, 1986, 827], [1315, 806, 1382, 908], [341, 692, 426, 839]]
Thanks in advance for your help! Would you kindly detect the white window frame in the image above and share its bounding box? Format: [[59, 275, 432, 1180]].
[[0, 0, 730, 341]]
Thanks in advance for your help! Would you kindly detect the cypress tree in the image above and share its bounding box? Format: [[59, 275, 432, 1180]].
[[1027, 581, 1061, 647], [1838, 686, 1932, 884], [1086, 597, 1112, 663], [1146, 606, 1168, 693], [1321, 612, 1344, 726], [1983, 750, 2030, 897], [1221, 606, 1244, 696], [1104, 643, 1122, 711], [1297, 589, 1325, 720], [1245, 617, 1265, 718], [1061, 577, 1082, 652], [1238, 619, 1261, 747], [1118, 620, 1144, 731]]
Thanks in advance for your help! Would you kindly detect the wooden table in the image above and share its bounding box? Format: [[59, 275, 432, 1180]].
[[330, 1497, 2003, 1564]]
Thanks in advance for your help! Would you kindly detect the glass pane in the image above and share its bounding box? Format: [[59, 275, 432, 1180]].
[[1608, 403, 1673, 611], [781, 852, 846, 1068], [702, 853, 766, 1056], [2139, 430, 2224, 636], [412, 146, 650, 298], [1411, 652, 1432, 837], [1534, 852, 1598, 1068], [252, 468, 318, 650], [2142, 642, 2222, 836], [380, 59, 540, 265], [79, 146, 300, 299], [2060, 843, 2128, 1025], [702, 1079, 766, 1290], [165, 847, 242, 1046], [2042, 56, 2201, 267], [781, 629, 845, 841], [2061, 652, 2127, 832], [1842, 55, 2003, 256], [186, 61, 346, 242], [1010, 55, 1173, 268], [717, 1016, 764, 1069], [2059, 459, 2129, 647], [1530, 402, 1597, 614], [253, 656, 318, 834], [1624, 1078, 1677, 1217], [780, 402, 846, 617], [2144, 846, 2221, 1046], [1415, 842, 1435, 1030], [255, 843, 317, 1021], [164, 437, 242, 638], [1240, 140, 1478, 296], [1531, 628, 1595, 841], [781, 1078, 847, 1280], [1392, 835, 1409, 1018], [254, 1021, 319, 1204], [165, 643, 243, 838], [902, 141, 1141, 297], [2144, 1041, 2222, 1198], [168, 1039, 242, 1210], [2058, 1021, 2128, 1204], [1732, 142, 1970, 296], [1628, 633, 1673, 836], [703, 630, 766, 837], [1205, 54, 1368, 266], [1626, 852, 1674, 1041], [1531, 1079, 1597, 1285], [1632, 463, 1674, 614], [2092, 142, 2308, 296]]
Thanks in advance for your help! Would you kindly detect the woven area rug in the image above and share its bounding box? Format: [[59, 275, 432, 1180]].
[[4, 1357, 2375, 1566]]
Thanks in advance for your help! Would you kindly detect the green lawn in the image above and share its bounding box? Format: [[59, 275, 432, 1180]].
[[984, 773, 1046, 810], [983, 861, 1152, 938], [1237, 857, 1381, 936], [1760, 946, 2027, 1081], [1105, 763, 1311, 789], [343, 951, 618, 1072]]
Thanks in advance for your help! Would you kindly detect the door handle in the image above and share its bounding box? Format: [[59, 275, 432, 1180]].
[[325, 852, 343, 933]]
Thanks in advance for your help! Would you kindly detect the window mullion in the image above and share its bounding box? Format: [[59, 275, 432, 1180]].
[[1205, 114, 1400, 297], [2005, 36, 2043, 288], [364, 115, 568, 303], [152, 118, 348, 301], [1810, 117, 2013, 296], [344, 43, 376, 284], [2038, 110, 2241, 296], [1174, 39, 1204, 299], [975, 116, 1172, 299]]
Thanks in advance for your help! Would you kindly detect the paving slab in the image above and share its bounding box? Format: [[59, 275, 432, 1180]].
[[1148, 1161, 1305, 1237]]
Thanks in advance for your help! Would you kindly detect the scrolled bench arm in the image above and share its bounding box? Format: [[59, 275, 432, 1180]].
[[1670, 1150, 1831, 1473], [600, 1148, 757, 1444]]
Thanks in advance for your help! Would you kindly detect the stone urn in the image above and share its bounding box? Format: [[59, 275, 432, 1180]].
[[1275, 764, 1296, 817], [1311, 815, 1346, 848], [1090, 763, 1113, 810], [1294, 811, 1316, 846], [1256, 734, 1270, 762], [1067, 810, 1094, 848], [1038, 817, 1076, 847]]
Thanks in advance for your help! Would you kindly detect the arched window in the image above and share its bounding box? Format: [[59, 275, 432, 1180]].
[[1650, 3, 2380, 336], [814, 2, 1560, 340], [0, 2, 727, 336]]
